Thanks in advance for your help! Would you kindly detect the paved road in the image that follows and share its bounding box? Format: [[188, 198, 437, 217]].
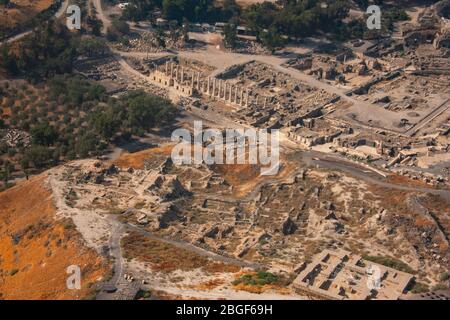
[[0, 0, 69, 45], [96, 217, 127, 300], [299, 151, 450, 201], [405, 98, 450, 137]]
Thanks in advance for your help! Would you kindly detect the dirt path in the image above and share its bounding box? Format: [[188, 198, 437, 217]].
[[1, 0, 69, 45], [91, 0, 110, 34], [125, 223, 263, 269]]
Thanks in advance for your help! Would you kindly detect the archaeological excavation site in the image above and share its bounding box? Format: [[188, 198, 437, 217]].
[[0, 0, 449, 305]]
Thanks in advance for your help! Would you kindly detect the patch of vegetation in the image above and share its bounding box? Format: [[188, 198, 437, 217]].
[[232, 271, 285, 287], [440, 272, 450, 282], [9, 269, 19, 276], [410, 281, 430, 294], [0, 0, 66, 41], [1, 20, 76, 79], [362, 255, 416, 274], [117, 0, 362, 51], [134, 201, 146, 209], [432, 283, 449, 291], [135, 289, 152, 300], [120, 0, 240, 23], [0, 75, 176, 185]]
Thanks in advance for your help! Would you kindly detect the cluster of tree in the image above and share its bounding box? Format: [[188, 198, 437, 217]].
[[0, 76, 177, 175], [0, 0, 65, 41], [0, 19, 109, 79], [0, 20, 76, 80], [223, 22, 238, 49], [244, 0, 350, 41], [345, 5, 410, 40], [120, 0, 240, 23], [107, 19, 131, 42], [0, 159, 14, 191], [0, 0, 11, 7], [89, 89, 176, 140], [48, 75, 106, 105], [78, 38, 108, 57]]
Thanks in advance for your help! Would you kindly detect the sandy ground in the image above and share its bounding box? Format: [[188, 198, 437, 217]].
[[47, 161, 113, 253], [128, 260, 307, 300], [417, 153, 450, 169]]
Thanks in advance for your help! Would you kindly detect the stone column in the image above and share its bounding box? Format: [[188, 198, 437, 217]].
[[223, 81, 227, 101], [165, 61, 169, 75], [197, 72, 201, 91], [234, 86, 238, 104], [240, 89, 244, 106], [245, 90, 249, 107], [207, 77, 211, 95], [171, 62, 174, 78], [223, 82, 227, 101], [213, 79, 216, 99], [181, 67, 184, 83], [191, 72, 195, 88], [264, 97, 267, 108]]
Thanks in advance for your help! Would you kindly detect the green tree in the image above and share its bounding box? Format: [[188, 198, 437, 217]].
[[261, 27, 284, 53], [31, 122, 58, 146], [223, 23, 237, 49], [0, 0, 11, 7], [24, 145, 52, 169], [0, 44, 18, 75], [75, 131, 98, 158], [1, 160, 13, 187], [124, 91, 174, 131], [89, 108, 120, 140], [20, 158, 30, 180]]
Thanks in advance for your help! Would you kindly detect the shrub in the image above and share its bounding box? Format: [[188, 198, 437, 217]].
[[411, 281, 429, 294], [232, 271, 280, 286], [440, 272, 450, 282], [362, 255, 416, 274], [9, 269, 19, 276]]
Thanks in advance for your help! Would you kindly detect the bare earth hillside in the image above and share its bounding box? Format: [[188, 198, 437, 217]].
[[0, 173, 108, 300]]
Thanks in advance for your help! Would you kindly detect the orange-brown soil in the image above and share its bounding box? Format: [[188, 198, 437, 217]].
[[122, 231, 240, 274], [113, 144, 174, 170], [0, 174, 108, 300], [0, 0, 53, 30]]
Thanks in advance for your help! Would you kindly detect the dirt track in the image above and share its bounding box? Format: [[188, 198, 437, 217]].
[[1, 0, 69, 45]]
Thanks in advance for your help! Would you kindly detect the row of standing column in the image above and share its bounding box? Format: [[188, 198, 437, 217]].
[[204, 78, 251, 107], [164, 61, 268, 108], [165, 61, 201, 89]]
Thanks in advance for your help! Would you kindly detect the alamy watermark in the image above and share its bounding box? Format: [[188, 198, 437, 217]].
[[66, 265, 81, 290], [366, 264, 382, 290], [67, 5, 81, 30], [367, 5, 382, 30], [171, 121, 280, 176]]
